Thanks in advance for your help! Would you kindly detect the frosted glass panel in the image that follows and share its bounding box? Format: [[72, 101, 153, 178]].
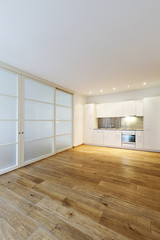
[[25, 100, 54, 120], [56, 90, 72, 107], [0, 69, 18, 96], [56, 135, 72, 151], [56, 106, 72, 120], [56, 121, 72, 135], [25, 121, 54, 140], [0, 121, 18, 145], [0, 144, 17, 170], [0, 96, 18, 119], [25, 79, 54, 103], [25, 138, 54, 162]]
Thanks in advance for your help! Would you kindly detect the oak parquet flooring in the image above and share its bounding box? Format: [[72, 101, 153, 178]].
[[0, 145, 160, 239]]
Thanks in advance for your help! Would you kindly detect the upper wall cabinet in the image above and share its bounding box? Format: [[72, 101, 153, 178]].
[[122, 101, 136, 116], [136, 100, 143, 116], [96, 103, 106, 118], [84, 103, 96, 118], [106, 103, 117, 117], [96, 100, 142, 118]]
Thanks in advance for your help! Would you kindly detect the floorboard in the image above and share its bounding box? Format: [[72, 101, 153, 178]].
[[0, 145, 160, 239]]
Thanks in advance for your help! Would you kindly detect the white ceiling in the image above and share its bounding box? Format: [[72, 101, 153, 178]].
[[0, 0, 160, 96]]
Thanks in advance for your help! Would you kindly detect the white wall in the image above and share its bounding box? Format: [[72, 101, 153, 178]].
[[87, 87, 160, 104], [74, 94, 87, 146]]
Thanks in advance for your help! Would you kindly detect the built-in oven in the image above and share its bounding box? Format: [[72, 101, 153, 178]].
[[121, 131, 136, 148]]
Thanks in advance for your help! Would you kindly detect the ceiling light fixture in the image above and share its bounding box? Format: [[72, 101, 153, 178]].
[[143, 82, 146, 85], [100, 89, 103, 93], [128, 85, 130, 88], [113, 87, 116, 91], [89, 91, 92, 94]]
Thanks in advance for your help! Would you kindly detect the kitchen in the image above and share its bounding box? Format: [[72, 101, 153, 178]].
[[84, 97, 160, 152]]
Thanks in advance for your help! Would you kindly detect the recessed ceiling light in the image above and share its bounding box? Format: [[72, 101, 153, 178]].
[[128, 85, 130, 88], [113, 87, 116, 91], [89, 91, 92, 94], [143, 82, 146, 85], [100, 89, 103, 93]]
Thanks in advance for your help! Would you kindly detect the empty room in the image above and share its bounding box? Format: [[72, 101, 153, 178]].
[[0, 0, 160, 239]]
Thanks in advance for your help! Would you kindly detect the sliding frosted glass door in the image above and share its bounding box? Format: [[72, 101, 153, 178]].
[[56, 89, 73, 152], [0, 69, 19, 174], [24, 79, 54, 162]]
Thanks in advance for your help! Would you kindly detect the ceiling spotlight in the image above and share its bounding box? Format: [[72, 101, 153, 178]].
[[128, 85, 130, 88], [89, 91, 92, 94], [100, 89, 103, 93], [143, 82, 146, 85], [113, 87, 116, 91]]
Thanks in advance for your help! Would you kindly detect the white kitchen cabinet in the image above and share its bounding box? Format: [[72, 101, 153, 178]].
[[144, 97, 160, 151], [84, 103, 96, 118], [84, 104, 97, 145], [136, 131, 144, 149], [96, 103, 106, 118], [104, 131, 114, 146], [114, 131, 121, 147], [123, 101, 136, 116], [105, 102, 117, 117], [84, 129, 93, 145], [97, 100, 137, 118], [136, 100, 143, 116], [103, 131, 121, 147], [116, 102, 124, 117], [93, 130, 104, 145]]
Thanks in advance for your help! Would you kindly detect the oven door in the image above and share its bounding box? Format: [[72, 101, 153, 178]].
[[122, 134, 136, 148]]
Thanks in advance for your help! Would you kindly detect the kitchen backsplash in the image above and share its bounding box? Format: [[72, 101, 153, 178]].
[[98, 117, 143, 130]]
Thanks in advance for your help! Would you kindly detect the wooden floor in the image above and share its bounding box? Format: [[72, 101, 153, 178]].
[[0, 145, 160, 240]]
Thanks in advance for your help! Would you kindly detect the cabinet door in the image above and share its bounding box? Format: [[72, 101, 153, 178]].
[[96, 104, 106, 118], [84, 130, 93, 145], [116, 102, 124, 117], [84, 104, 96, 118], [104, 131, 114, 146], [136, 131, 144, 149], [114, 131, 121, 147], [123, 101, 136, 116], [106, 103, 117, 117], [136, 100, 143, 116], [93, 131, 104, 145], [144, 97, 160, 151]]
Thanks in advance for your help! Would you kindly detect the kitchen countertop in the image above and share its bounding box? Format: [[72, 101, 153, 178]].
[[93, 128, 144, 131]]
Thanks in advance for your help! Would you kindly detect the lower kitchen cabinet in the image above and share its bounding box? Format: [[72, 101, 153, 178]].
[[114, 131, 121, 147], [84, 130, 144, 150], [136, 131, 144, 149], [84, 130, 93, 145], [93, 130, 104, 145], [104, 131, 114, 146], [103, 131, 121, 147]]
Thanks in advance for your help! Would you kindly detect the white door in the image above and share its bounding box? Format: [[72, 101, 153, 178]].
[[23, 78, 55, 164], [55, 89, 73, 152], [0, 68, 19, 174]]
